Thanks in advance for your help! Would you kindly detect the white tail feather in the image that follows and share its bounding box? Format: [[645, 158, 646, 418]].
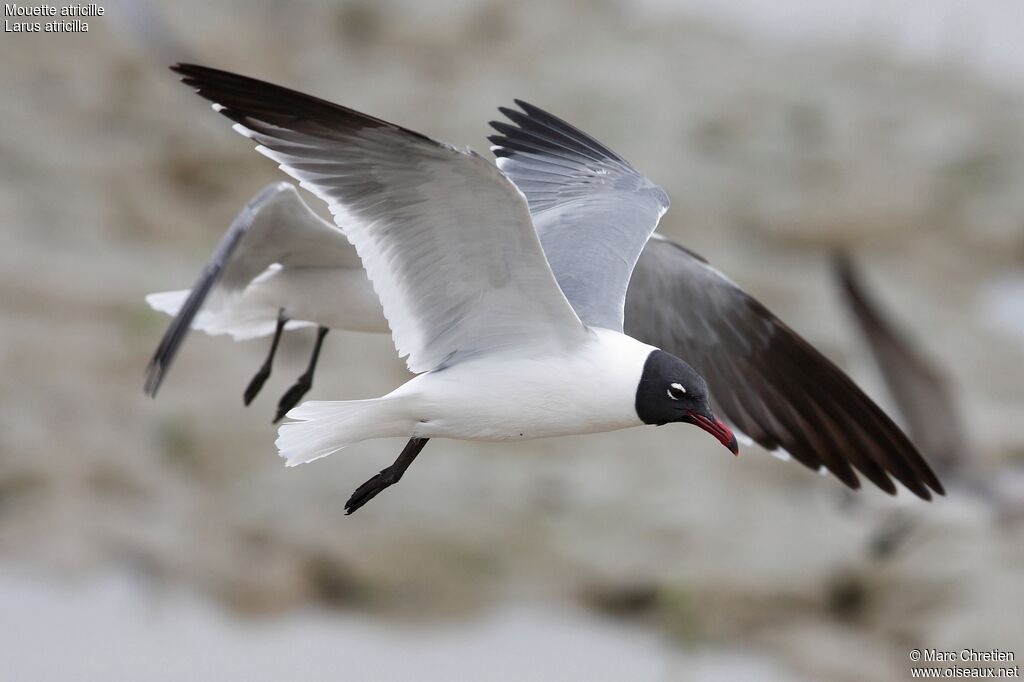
[[145, 289, 310, 340], [146, 290, 190, 316], [276, 399, 412, 466]]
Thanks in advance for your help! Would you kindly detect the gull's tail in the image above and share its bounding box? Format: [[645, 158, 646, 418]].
[[146, 289, 191, 317], [145, 289, 292, 341], [276, 398, 414, 466]]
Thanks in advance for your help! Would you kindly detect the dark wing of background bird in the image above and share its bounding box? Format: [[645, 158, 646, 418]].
[[833, 251, 967, 477], [624, 237, 945, 500]]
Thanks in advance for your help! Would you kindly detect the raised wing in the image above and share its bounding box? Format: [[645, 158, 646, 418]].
[[625, 237, 945, 500], [488, 100, 669, 332], [144, 181, 358, 396], [834, 252, 966, 477], [172, 64, 586, 373]]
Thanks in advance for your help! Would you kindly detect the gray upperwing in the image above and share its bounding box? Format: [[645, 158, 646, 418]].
[[489, 100, 668, 332], [173, 65, 586, 375], [219, 183, 362, 291], [624, 236, 945, 500]]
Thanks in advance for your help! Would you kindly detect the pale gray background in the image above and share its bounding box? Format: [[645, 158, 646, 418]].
[[1, 1, 1022, 680]]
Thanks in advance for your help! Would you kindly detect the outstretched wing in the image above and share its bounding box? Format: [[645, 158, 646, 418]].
[[144, 182, 358, 396], [172, 64, 586, 374], [625, 237, 945, 500], [489, 100, 669, 332]]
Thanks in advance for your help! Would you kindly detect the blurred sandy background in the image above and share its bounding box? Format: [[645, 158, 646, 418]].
[[1, 1, 1023, 680]]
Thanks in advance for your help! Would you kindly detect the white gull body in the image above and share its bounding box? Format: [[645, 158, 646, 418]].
[[285, 328, 655, 464]]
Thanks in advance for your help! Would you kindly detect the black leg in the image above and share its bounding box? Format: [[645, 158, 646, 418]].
[[244, 309, 287, 405], [273, 326, 330, 423], [345, 438, 429, 515]]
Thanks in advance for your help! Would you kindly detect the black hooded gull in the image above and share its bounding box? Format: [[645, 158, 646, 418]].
[[168, 63, 738, 513], [151, 66, 944, 510]]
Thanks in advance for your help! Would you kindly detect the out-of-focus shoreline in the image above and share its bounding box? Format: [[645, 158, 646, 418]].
[[1, 2, 1023, 681]]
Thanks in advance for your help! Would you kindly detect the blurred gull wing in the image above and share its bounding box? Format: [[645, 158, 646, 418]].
[[624, 237, 945, 500], [171, 64, 586, 374], [488, 100, 670, 332], [216, 183, 363, 290], [833, 252, 966, 476], [144, 182, 359, 397]]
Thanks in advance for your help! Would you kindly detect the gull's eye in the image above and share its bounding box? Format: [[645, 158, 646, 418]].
[[666, 382, 687, 400]]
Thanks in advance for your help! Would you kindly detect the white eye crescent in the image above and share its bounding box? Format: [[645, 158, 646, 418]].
[[667, 383, 686, 400]]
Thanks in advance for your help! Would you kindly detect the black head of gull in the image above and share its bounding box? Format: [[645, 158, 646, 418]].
[[635, 350, 738, 453]]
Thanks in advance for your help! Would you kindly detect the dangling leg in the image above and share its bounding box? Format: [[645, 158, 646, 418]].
[[345, 438, 429, 515], [244, 309, 287, 405], [273, 326, 330, 423]]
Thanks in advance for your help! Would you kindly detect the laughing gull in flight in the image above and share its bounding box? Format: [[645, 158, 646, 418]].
[[144, 180, 944, 502], [153, 69, 944, 509], [169, 63, 741, 513], [144, 181, 386, 421]]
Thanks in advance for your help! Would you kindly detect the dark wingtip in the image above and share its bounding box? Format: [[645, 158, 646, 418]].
[[829, 249, 947, 502], [910, 484, 934, 502], [143, 360, 163, 398], [832, 249, 860, 300], [833, 466, 863, 492], [896, 472, 939, 501], [864, 463, 938, 501], [871, 471, 898, 496], [512, 98, 537, 113], [169, 62, 439, 146], [170, 62, 212, 75], [169, 62, 203, 79], [490, 98, 630, 166]]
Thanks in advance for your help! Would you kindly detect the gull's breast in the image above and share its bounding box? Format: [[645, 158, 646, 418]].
[[401, 329, 654, 441]]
